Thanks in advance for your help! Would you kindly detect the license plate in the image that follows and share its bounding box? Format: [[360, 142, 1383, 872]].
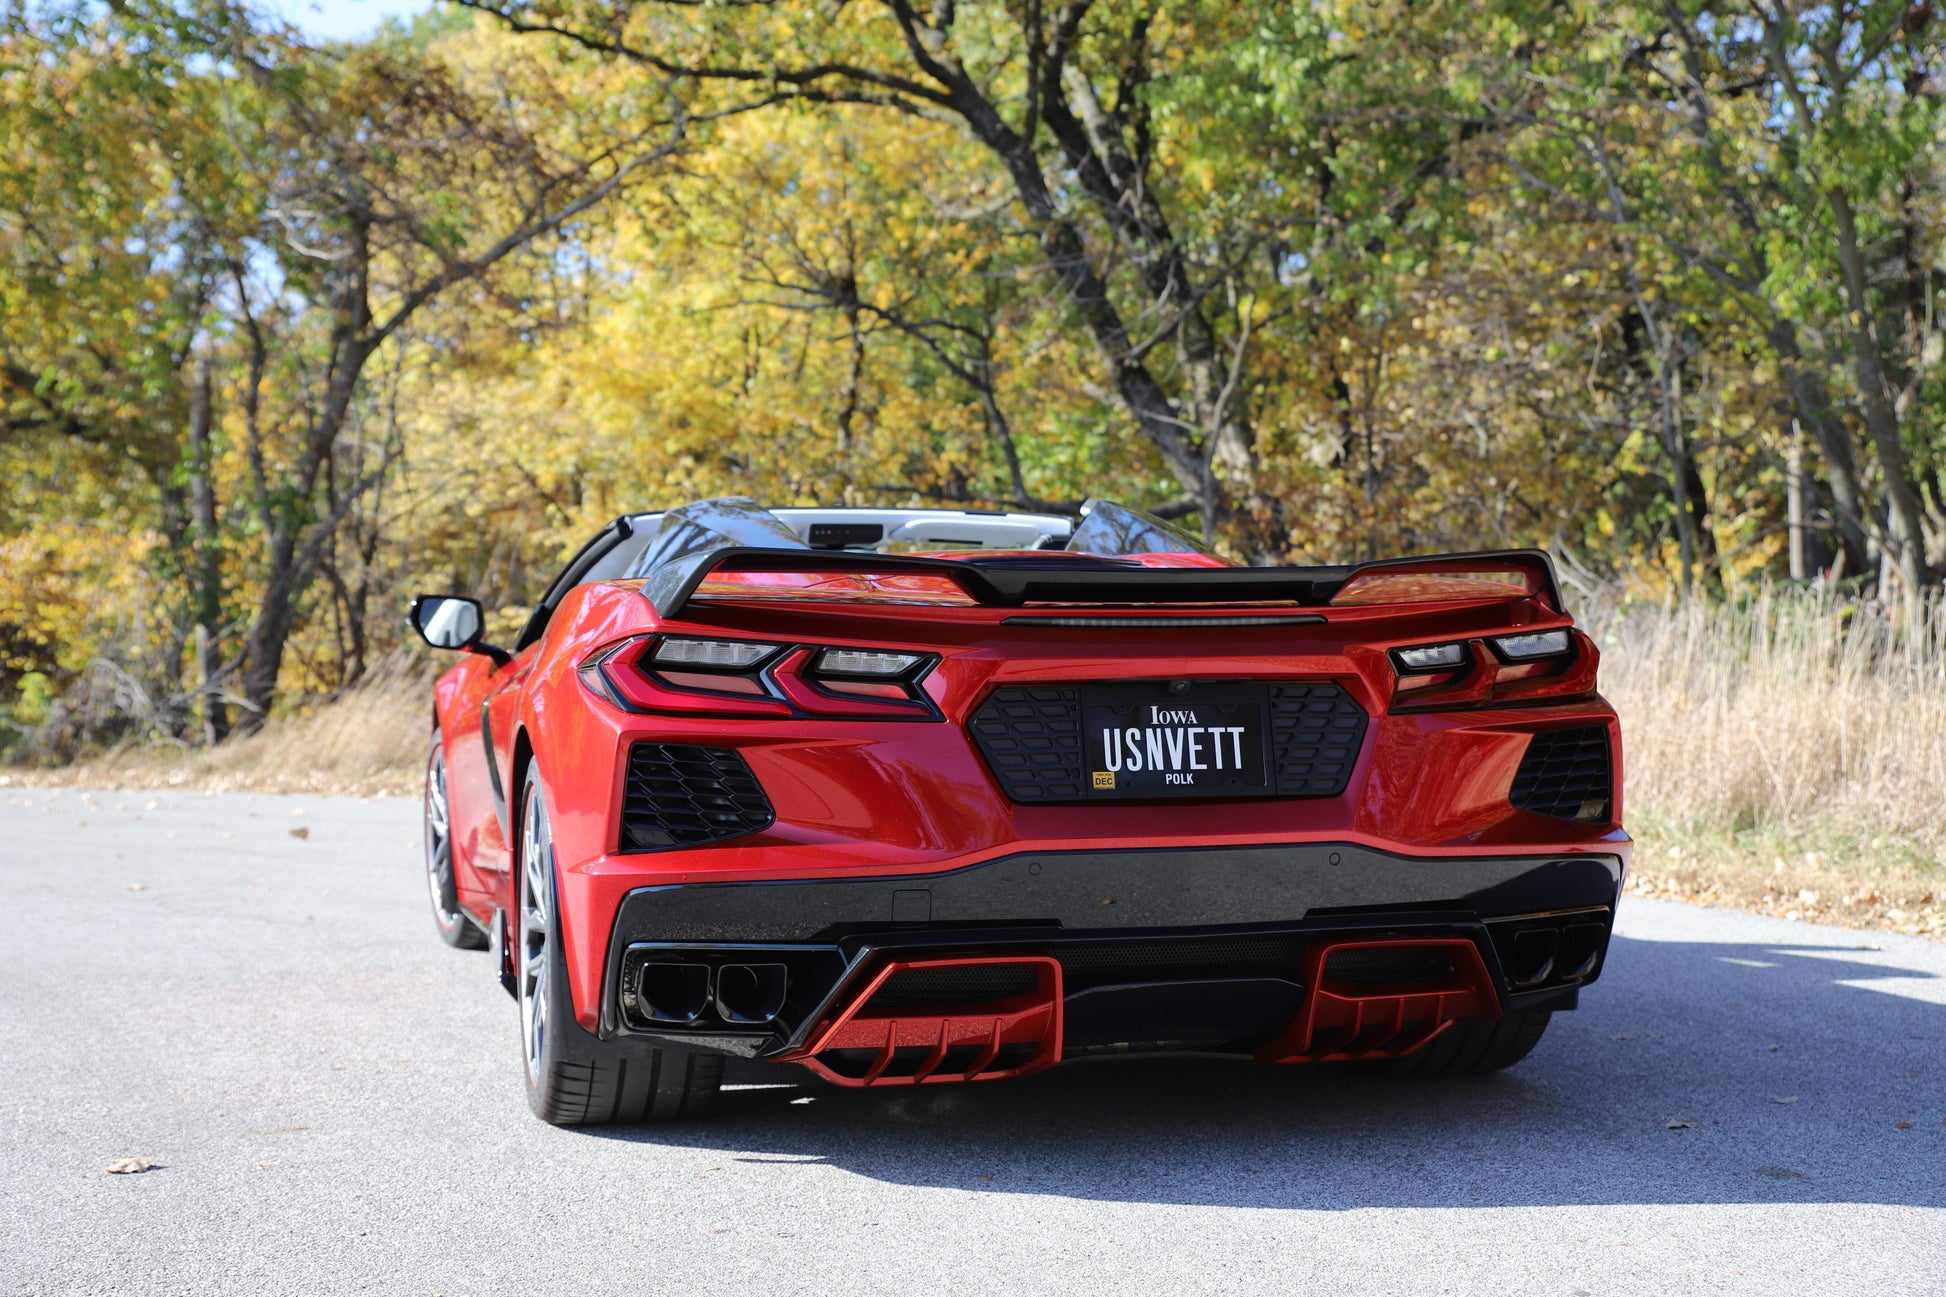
[[1081, 682, 1272, 799]]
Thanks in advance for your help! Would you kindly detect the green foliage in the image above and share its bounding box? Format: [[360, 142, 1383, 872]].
[[3, 0, 1945, 756]]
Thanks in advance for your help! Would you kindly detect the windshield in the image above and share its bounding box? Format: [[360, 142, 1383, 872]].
[[622, 497, 809, 579], [1064, 499, 1215, 559]]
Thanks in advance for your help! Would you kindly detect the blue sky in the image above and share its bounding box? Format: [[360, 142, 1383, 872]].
[[271, 0, 436, 41]]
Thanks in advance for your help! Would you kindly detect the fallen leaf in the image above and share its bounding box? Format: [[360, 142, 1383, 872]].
[[104, 1158, 156, 1175], [1611, 1033, 1635, 1040], [1768, 1096, 1799, 1105], [125, 883, 146, 892], [1665, 1120, 1695, 1129], [1895, 1122, 1913, 1129], [143, 799, 159, 810], [288, 827, 309, 840]]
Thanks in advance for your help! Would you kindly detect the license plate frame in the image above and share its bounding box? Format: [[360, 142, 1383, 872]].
[[1080, 681, 1275, 800]]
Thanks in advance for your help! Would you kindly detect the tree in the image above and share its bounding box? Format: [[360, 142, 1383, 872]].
[[2, 1, 688, 730]]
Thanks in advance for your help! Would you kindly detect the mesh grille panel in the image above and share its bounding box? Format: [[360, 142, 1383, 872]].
[[967, 687, 1086, 802], [1510, 726, 1613, 822], [1053, 934, 1306, 986], [620, 743, 773, 850], [866, 964, 1040, 1009], [1268, 683, 1367, 796], [1322, 947, 1458, 986]]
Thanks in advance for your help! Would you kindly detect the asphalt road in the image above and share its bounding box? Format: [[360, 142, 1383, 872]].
[[3, 787, 1943, 1297]]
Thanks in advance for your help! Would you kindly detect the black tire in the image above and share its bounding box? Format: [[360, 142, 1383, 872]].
[[425, 735, 488, 950], [1377, 1010, 1553, 1078], [515, 765, 722, 1125]]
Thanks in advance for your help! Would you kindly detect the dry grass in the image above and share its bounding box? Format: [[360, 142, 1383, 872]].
[[1592, 591, 1946, 938], [9, 589, 1942, 939], [6, 654, 430, 798]]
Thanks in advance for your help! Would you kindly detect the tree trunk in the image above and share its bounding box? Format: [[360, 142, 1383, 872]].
[[1766, 322, 1872, 574], [238, 525, 298, 733], [186, 356, 227, 742], [1827, 186, 1932, 600]]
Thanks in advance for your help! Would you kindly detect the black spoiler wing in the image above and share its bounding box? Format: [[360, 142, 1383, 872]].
[[642, 547, 1563, 620]]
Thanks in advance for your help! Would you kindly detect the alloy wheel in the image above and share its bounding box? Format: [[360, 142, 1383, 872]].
[[424, 744, 466, 933], [518, 784, 552, 1084]]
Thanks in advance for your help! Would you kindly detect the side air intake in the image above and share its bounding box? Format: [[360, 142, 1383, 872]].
[[620, 743, 773, 851], [1509, 725, 1613, 823]]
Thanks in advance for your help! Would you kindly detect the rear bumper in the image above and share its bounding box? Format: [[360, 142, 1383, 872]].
[[608, 841, 1621, 941], [596, 842, 1623, 1060]]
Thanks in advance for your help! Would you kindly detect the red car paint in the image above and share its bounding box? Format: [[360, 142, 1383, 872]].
[[431, 568, 1626, 1039]]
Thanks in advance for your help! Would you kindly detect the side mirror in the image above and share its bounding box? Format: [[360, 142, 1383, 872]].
[[409, 594, 510, 665]]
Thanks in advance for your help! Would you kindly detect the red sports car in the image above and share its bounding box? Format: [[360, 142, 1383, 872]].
[[411, 498, 1625, 1125]]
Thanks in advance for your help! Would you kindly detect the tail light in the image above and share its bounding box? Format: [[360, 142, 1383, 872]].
[[580, 634, 939, 719], [1388, 628, 1598, 711]]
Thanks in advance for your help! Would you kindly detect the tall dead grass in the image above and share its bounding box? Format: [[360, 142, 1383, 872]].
[[1589, 590, 1945, 935], [1593, 591, 1946, 848], [8, 652, 431, 796]]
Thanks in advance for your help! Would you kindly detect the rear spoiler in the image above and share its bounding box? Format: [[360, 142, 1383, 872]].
[[642, 547, 1563, 619]]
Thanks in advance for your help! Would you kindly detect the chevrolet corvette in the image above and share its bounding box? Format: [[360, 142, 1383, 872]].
[[410, 497, 1626, 1124]]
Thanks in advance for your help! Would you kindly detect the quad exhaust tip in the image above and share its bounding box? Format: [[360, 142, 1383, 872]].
[[715, 962, 789, 1025], [636, 960, 790, 1026], [638, 961, 712, 1025]]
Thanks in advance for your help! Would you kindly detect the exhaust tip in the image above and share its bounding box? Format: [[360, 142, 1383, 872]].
[[638, 961, 712, 1024], [1508, 929, 1560, 987], [715, 963, 789, 1024]]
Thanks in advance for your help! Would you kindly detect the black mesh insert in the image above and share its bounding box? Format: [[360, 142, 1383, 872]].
[[1510, 726, 1613, 822], [1053, 934, 1306, 987], [866, 964, 1040, 1009], [1268, 683, 1367, 796], [967, 687, 1086, 802], [620, 743, 773, 851], [1321, 946, 1457, 986], [970, 682, 1366, 803]]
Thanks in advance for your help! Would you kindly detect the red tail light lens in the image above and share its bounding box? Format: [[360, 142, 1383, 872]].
[[1389, 628, 1598, 711], [591, 637, 794, 717], [580, 635, 938, 719]]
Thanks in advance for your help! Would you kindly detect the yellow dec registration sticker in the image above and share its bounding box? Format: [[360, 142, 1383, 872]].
[[1092, 771, 1116, 789]]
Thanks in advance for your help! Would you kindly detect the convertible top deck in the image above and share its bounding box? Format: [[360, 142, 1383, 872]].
[[640, 545, 1564, 619]]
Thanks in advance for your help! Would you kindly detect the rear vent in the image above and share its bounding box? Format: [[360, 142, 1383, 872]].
[[1510, 726, 1613, 822], [967, 687, 1087, 802], [620, 743, 773, 851], [866, 964, 1040, 1010], [1268, 683, 1367, 796], [1053, 934, 1306, 987], [1321, 946, 1457, 986]]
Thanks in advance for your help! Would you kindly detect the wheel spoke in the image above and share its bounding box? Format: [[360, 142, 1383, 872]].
[[424, 745, 462, 930], [518, 779, 554, 1082]]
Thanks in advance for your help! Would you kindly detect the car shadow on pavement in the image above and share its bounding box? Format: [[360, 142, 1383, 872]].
[[586, 935, 1946, 1210]]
